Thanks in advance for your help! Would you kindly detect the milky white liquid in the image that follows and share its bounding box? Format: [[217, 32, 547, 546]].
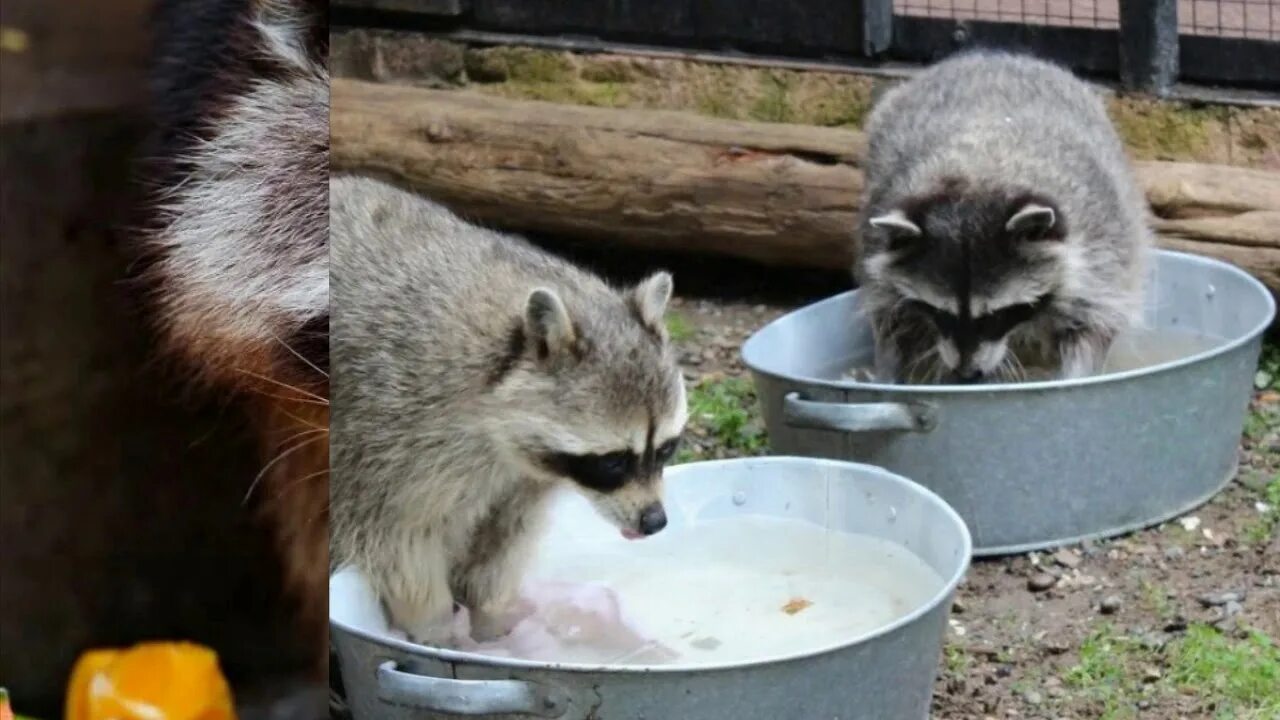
[[524, 515, 945, 667]]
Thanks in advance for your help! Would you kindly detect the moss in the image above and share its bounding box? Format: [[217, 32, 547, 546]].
[[447, 44, 1265, 165], [791, 77, 873, 128], [748, 73, 795, 123], [464, 46, 576, 84], [464, 49, 874, 128], [580, 58, 641, 83], [488, 80, 630, 108], [1107, 99, 1225, 161]]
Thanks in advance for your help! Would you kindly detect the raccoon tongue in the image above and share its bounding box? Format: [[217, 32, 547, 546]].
[[620, 529, 644, 541]]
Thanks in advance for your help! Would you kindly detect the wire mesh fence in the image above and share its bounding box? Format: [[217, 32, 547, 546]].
[[892, 0, 1120, 29], [1181, 0, 1276, 39], [892, 0, 1277, 39]]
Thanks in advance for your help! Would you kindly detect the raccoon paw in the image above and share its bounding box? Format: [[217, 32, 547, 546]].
[[469, 601, 534, 642]]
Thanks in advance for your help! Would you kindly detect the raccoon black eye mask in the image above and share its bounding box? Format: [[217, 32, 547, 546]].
[[906, 294, 1053, 346], [539, 438, 681, 493]]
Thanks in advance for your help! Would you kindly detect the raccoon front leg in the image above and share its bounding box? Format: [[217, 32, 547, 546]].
[[454, 486, 551, 641], [377, 533, 456, 645]]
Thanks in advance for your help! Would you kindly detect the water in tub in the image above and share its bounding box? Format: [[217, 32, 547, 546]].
[[331, 489, 946, 667], [840, 326, 1220, 383]]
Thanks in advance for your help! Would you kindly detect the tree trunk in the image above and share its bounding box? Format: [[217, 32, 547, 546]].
[[331, 78, 1280, 292]]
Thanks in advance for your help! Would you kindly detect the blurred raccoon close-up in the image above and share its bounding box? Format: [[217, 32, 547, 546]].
[[0, 0, 328, 716]]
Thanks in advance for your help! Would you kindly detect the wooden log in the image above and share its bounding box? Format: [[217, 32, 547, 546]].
[[332, 78, 1280, 291]]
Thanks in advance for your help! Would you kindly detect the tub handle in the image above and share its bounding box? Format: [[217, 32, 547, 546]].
[[783, 392, 938, 433], [376, 660, 570, 717]]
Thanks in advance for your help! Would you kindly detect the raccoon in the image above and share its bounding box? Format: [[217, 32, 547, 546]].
[[329, 175, 687, 643], [856, 50, 1151, 384], [135, 0, 329, 670]]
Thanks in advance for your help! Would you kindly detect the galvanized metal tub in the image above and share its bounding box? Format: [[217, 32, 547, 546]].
[[331, 456, 971, 720], [743, 250, 1275, 556]]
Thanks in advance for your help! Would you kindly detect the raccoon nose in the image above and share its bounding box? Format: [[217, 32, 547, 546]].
[[639, 502, 667, 536], [955, 369, 984, 384]]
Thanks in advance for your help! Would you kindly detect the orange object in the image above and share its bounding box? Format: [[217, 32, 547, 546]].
[[1, 688, 15, 720], [65, 643, 235, 720]]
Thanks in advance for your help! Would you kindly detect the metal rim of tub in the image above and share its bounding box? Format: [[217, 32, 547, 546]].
[[329, 455, 973, 676]]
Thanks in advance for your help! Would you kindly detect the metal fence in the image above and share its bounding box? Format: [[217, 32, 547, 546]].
[[887, 0, 1278, 90], [333, 0, 1279, 93]]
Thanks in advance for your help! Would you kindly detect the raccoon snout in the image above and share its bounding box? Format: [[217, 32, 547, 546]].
[[639, 502, 668, 536], [952, 369, 985, 384]]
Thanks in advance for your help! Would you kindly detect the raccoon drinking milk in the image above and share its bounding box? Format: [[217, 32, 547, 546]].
[[856, 50, 1151, 384], [330, 175, 687, 644]]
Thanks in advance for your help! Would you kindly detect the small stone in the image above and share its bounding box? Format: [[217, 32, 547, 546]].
[[952, 597, 968, 614], [1028, 573, 1057, 592], [1142, 667, 1162, 683], [1100, 595, 1123, 614], [1080, 539, 1100, 557], [1043, 639, 1071, 655], [1053, 549, 1081, 569], [1197, 591, 1243, 607], [1179, 516, 1202, 531], [1224, 599, 1244, 617], [1164, 546, 1185, 560], [1138, 700, 1151, 710], [1022, 690, 1043, 706], [1137, 632, 1165, 651]]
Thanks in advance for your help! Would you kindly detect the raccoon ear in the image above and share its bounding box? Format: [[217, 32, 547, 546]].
[[868, 210, 923, 242], [631, 271, 673, 332], [525, 288, 576, 357], [1005, 203, 1058, 240]]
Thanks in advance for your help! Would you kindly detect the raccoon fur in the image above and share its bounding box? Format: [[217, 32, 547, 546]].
[[135, 0, 329, 670], [330, 174, 687, 644], [856, 50, 1151, 384]]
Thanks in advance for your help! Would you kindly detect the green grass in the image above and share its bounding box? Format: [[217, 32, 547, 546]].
[[1065, 625, 1148, 719], [682, 376, 767, 460], [1139, 580, 1176, 620], [1064, 623, 1280, 719], [1243, 474, 1280, 545], [664, 312, 696, 343], [944, 643, 971, 676], [1255, 342, 1279, 392], [1168, 625, 1280, 718]]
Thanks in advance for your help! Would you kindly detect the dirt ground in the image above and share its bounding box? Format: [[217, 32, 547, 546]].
[[662, 289, 1278, 720]]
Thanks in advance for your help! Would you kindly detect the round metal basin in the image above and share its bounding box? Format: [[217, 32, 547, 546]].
[[331, 457, 971, 719], [743, 250, 1274, 555]]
